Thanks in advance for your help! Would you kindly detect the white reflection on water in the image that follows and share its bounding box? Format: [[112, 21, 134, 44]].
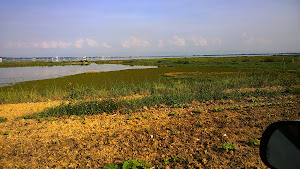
[[0, 63, 157, 87]]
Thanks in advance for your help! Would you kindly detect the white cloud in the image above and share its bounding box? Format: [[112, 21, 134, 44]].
[[41, 41, 50, 48], [86, 38, 98, 47], [192, 37, 208, 46], [102, 43, 112, 48], [57, 41, 73, 48], [158, 40, 164, 48], [169, 35, 186, 46], [209, 38, 222, 45], [5, 39, 98, 49], [121, 37, 149, 48], [74, 39, 84, 48], [242, 33, 269, 45]]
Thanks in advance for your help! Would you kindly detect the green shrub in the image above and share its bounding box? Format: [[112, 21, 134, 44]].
[[0, 116, 8, 123]]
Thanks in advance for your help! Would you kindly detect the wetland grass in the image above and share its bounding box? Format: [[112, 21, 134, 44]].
[[22, 74, 299, 119], [0, 60, 90, 68], [1, 55, 299, 119]]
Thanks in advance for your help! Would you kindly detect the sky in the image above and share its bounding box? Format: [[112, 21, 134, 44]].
[[0, 0, 300, 57]]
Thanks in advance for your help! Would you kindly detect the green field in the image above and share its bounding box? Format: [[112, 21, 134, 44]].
[[1, 55, 299, 115]]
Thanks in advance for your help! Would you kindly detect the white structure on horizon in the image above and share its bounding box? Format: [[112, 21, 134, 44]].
[[0, 58, 2, 63]]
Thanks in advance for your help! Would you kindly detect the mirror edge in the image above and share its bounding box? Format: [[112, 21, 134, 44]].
[[259, 120, 299, 169]]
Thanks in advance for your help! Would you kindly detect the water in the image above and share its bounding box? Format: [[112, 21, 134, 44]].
[[0, 63, 157, 87], [0, 53, 287, 62]]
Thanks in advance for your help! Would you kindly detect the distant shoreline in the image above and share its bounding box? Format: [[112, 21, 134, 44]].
[[1, 53, 299, 63]]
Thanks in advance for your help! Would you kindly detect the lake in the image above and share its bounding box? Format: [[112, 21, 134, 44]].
[[0, 63, 157, 87]]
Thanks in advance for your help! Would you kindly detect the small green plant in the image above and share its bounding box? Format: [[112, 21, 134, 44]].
[[226, 117, 232, 124], [179, 154, 186, 160], [3, 131, 10, 135], [37, 118, 45, 123], [122, 109, 133, 114], [122, 158, 141, 169], [249, 138, 261, 146], [39, 126, 46, 129], [108, 130, 115, 137], [172, 103, 186, 108], [163, 158, 170, 165], [212, 107, 224, 112], [240, 115, 246, 121], [172, 111, 179, 115], [249, 97, 262, 102], [219, 142, 236, 151], [171, 155, 178, 162], [204, 150, 210, 155], [128, 116, 133, 120], [222, 100, 234, 104], [140, 160, 150, 168], [232, 104, 242, 110], [48, 117, 56, 121], [248, 104, 255, 108], [102, 163, 119, 169], [143, 113, 151, 119], [17, 129, 24, 133], [167, 125, 177, 135], [192, 108, 203, 114], [18, 143, 24, 152], [143, 125, 151, 134], [0, 116, 8, 123]]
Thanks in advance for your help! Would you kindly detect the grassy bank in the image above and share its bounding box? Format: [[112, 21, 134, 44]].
[[0, 60, 90, 68], [1, 55, 299, 105], [95, 55, 300, 70], [21, 71, 299, 119]]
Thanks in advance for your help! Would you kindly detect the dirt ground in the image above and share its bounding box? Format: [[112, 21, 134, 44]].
[[0, 95, 299, 168]]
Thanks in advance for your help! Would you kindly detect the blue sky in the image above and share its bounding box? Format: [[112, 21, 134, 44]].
[[1, 0, 299, 57]]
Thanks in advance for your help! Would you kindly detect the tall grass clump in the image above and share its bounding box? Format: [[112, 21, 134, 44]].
[[0, 87, 65, 104], [0, 84, 106, 104], [0, 116, 8, 123]]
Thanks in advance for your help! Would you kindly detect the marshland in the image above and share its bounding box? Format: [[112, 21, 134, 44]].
[[0, 55, 299, 168]]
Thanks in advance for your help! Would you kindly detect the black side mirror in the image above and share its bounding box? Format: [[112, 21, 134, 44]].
[[260, 121, 300, 169]]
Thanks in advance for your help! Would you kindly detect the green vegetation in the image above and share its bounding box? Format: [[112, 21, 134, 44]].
[[163, 158, 170, 165], [212, 107, 225, 112], [101, 159, 150, 169], [1, 55, 299, 120], [0, 60, 90, 68], [249, 138, 261, 146], [3, 131, 10, 135], [172, 111, 179, 115], [192, 108, 203, 114], [95, 55, 300, 70], [0, 116, 8, 123], [219, 142, 237, 151]]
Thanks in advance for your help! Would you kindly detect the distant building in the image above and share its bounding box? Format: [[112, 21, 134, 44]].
[[0, 58, 2, 62]]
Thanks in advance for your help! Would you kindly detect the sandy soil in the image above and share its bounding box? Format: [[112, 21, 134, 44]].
[[0, 101, 63, 120], [0, 95, 299, 168]]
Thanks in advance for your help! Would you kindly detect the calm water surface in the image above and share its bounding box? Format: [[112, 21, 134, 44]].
[[0, 63, 156, 87]]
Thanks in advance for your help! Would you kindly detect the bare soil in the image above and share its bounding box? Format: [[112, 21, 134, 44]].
[[0, 95, 299, 168]]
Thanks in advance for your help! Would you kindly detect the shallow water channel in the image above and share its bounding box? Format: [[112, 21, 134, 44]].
[[0, 63, 157, 87]]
